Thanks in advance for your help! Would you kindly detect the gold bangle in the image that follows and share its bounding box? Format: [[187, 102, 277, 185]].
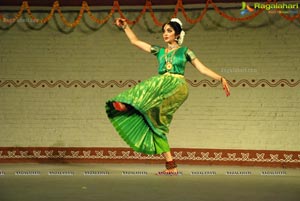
[[122, 24, 127, 30]]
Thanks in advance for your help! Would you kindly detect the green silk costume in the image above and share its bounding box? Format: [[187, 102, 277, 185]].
[[105, 46, 196, 155]]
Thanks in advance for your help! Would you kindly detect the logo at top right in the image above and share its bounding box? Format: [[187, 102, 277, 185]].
[[240, 1, 299, 15]]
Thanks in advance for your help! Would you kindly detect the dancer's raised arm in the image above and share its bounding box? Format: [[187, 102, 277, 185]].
[[191, 58, 231, 97], [115, 18, 151, 53]]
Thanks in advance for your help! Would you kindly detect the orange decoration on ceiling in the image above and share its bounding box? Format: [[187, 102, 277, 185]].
[[0, 0, 299, 28]]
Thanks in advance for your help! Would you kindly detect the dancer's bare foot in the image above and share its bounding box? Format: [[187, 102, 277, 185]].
[[112, 102, 128, 112], [156, 160, 179, 176], [156, 167, 179, 176]]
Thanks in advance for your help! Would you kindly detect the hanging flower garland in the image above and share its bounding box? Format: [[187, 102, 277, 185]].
[[85, 1, 114, 24], [179, 0, 210, 24], [209, 0, 265, 22], [0, 0, 299, 28]]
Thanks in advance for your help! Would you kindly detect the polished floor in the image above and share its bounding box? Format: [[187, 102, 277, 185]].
[[0, 163, 299, 201]]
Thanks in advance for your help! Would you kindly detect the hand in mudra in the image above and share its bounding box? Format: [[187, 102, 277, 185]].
[[221, 78, 230, 97], [114, 18, 127, 29]]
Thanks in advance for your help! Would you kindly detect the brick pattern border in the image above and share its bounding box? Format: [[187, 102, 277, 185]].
[[0, 147, 299, 168]]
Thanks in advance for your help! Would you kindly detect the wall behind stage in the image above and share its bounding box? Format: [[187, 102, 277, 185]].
[[0, 7, 299, 153]]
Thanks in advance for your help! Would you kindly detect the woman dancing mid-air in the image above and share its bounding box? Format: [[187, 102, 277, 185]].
[[105, 18, 230, 175]]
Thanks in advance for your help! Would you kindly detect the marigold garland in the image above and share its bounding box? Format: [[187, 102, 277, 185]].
[[0, 0, 299, 28]]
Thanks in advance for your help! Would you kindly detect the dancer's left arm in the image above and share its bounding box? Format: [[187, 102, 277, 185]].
[[191, 58, 231, 97]]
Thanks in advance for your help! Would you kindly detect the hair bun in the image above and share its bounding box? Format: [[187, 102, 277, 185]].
[[170, 18, 183, 28], [178, 30, 185, 45]]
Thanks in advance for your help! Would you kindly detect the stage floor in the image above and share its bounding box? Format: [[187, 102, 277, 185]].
[[0, 163, 299, 201]]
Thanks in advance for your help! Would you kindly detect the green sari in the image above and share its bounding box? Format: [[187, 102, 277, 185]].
[[105, 46, 196, 154]]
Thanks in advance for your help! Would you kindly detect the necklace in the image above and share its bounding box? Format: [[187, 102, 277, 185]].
[[167, 44, 178, 50], [164, 48, 178, 71]]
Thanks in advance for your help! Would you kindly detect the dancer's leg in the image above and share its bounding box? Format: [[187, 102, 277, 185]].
[[112, 102, 128, 112], [162, 151, 178, 174]]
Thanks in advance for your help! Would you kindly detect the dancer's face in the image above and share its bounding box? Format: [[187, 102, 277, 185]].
[[162, 24, 178, 44]]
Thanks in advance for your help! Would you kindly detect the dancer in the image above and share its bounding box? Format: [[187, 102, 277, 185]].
[[105, 18, 230, 175]]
